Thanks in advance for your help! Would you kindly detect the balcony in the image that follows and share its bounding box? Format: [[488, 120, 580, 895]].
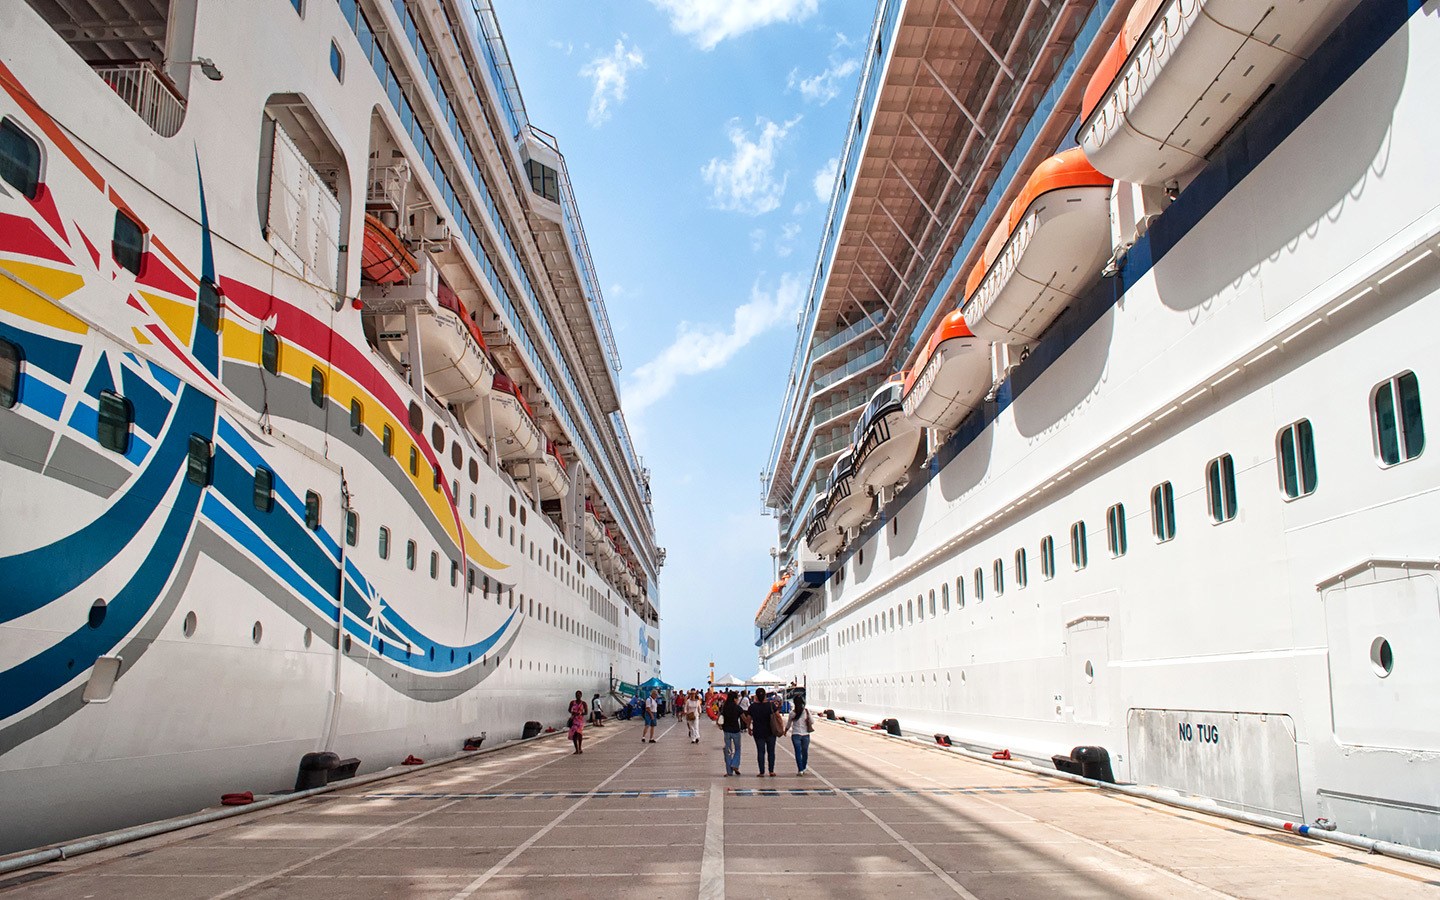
[[92, 61, 186, 137], [813, 343, 886, 393]]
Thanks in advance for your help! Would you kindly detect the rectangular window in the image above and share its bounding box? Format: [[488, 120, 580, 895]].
[[310, 367, 325, 407], [1070, 521, 1088, 570], [1040, 535, 1055, 580], [1373, 372, 1424, 466], [1014, 549, 1027, 588], [468, 567, 476, 593], [345, 509, 358, 546], [0, 337, 20, 408], [379, 526, 391, 559], [349, 398, 364, 434], [304, 491, 321, 530], [382, 424, 393, 457], [1206, 454, 1238, 523], [1106, 503, 1127, 557], [429, 551, 438, 579], [1277, 419, 1318, 499], [992, 559, 1004, 596], [405, 539, 417, 570], [973, 567, 984, 602], [1151, 482, 1176, 542], [112, 211, 145, 276], [0, 118, 41, 200], [409, 446, 419, 476], [186, 435, 212, 485], [261, 329, 281, 375], [450, 560, 459, 586], [253, 467, 274, 512], [198, 279, 221, 333], [96, 390, 132, 454]]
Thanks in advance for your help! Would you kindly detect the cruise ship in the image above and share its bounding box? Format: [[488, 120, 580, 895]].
[[760, 0, 1440, 851], [0, 0, 661, 852]]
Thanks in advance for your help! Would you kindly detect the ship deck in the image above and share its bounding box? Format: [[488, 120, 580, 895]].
[[2, 719, 1436, 899]]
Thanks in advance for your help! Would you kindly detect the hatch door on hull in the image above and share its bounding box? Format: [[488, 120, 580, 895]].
[[1065, 615, 1111, 726], [1322, 568, 1440, 752]]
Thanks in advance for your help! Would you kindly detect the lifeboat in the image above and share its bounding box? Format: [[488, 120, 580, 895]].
[[804, 492, 843, 558], [1077, 0, 1355, 186], [466, 372, 542, 462], [755, 576, 789, 629], [961, 149, 1112, 345], [902, 310, 990, 431], [418, 280, 494, 404], [584, 502, 605, 545], [852, 376, 923, 493], [530, 440, 569, 501], [360, 213, 418, 284], [825, 450, 870, 532]]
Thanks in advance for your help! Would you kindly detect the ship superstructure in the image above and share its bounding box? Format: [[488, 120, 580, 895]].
[[0, 0, 661, 851], [761, 0, 1440, 851]]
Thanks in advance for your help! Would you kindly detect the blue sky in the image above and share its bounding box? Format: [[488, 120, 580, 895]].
[[498, 0, 871, 688]]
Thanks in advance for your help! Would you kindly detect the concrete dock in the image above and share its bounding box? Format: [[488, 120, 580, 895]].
[[2, 717, 1437, 899]]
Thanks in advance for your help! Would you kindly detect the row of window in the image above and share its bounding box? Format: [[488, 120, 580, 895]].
[[833, 372, 1428, 649]]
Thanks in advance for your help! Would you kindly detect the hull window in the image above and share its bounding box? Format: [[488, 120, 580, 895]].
[[0, 337, 20, 408], [261, 329, 281, 374], [378, 526, 391, 559], [1070, 521, 1088, 570], [1150, 482, 1176, 542], [992, 560, 1004, 597], [344, 509, 358, 546], [96, 390, 132, 454], [253, 467, 274, 512], [1106, 503, 1128, 557], [405, 539, 417, 571], [1277, 419, 1318, 499], [1040, 535, 1055, 580], [349, 398, 364, 434], [1014, 550, 1028, 589], [310, 367, 325, 407], [973, 567, 984, 602], [382, 424, 393, 457], [112, 210, 145, 276], [198, 279, 221, 333], [186, 435, 212, 486], [1372, 372, 1424, 466], [0, 118, 41, 200], [304, 491, 321, 530], [1206, 454, 1238, 524]]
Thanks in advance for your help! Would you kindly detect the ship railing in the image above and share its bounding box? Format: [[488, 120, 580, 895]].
[[91, 60, 186, 138]]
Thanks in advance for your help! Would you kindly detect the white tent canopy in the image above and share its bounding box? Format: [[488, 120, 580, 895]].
[[748, 667, 785, 685], [713, 673, 747, 686]]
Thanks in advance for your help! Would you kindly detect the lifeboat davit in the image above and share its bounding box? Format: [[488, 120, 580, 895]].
[[531, 440, 569, 501], [419, 280, 495, 404], [852, 376, 922, 493], [804, 492, 843, 558], [902, 310, 989, 431], [469, 373, 542, 462], [1077, 0, 1355, 186], [360, 213, 418, 284], [961, 149, 1112, 345], [825, 450, 870, 532]]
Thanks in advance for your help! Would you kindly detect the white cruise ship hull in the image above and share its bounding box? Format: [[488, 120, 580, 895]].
[[762, 5, 1440, 851]]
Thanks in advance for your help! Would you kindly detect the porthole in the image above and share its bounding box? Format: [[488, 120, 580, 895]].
[[1370, 636, 1394, 678], [88, 598, 107, 629], [182, 610, 198, 637], [303, 628, 313, 648], [343, 633, 353, 653], [251, 621, 263, 644], [408, 401, 423, 433], [431, 422, 444, 452], [509, 496, 517, 516], [1084, 660, 1094, 683]]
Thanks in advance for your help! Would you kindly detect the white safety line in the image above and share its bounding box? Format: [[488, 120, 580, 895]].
[[698, 782, 725, 900], [207, 731, 613, 899], [447, 722, 678, 900], [776, 739, 981, 899]]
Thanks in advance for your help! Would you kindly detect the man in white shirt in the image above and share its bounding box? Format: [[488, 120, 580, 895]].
[[738, 691, 751, 713], [642, 690, 658, 743], [591, 694, 604, 726]]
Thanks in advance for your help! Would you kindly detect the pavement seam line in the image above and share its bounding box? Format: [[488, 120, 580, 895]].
[[447, 721, 678, 900], [790, 741, 981, 899], [698, 782, 725, 900]]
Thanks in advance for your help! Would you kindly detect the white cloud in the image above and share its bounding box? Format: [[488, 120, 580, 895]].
[[649, 0, 819, 50], [702, 116, 798, 215], [624, 273, 805, 412], [787, 56, 859, 105], [776, 222, 802, 257], [580, 38, 645, 127], [749, 227, 766, 252], [813, 156, 838, 204]]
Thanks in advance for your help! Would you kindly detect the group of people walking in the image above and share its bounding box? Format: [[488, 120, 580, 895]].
[[563, 685, 818, 775]]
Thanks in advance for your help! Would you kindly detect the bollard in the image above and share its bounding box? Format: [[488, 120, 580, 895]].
[[294, 751, 340, 792], [521, 720, 543, 740]]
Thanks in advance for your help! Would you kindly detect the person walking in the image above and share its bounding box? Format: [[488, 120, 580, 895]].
[[567, 691, 588, 754], [642, 689, 659, 743], [787, 696, 816, 775], [685, 689, 703, 744], [737, 689, 751, 713], [591, 693, 605, 726], [718, 690, 746, 775], [748, 687, 781, 777]]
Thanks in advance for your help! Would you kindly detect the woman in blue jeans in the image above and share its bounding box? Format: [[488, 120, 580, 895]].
[[718, 691, 745, 775], [787, 696, 815, 775]]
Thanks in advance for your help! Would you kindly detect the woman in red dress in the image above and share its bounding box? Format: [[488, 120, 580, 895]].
[[568, 691, 588, 754]]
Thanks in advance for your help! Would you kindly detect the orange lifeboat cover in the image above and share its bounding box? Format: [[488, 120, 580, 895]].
[[361, 213, 419, 285], [493, 373, 535, 418], [1080, 0, 1167, 122], [903, 310, 975, 398]]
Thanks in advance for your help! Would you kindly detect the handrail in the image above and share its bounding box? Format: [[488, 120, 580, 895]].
[[91, 60, 185, 137]]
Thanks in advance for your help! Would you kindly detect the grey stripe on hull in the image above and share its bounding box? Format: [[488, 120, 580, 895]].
[[0, 522, 516, 757], [0, 410, 127, 499], [225, 365, 476, 562]]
